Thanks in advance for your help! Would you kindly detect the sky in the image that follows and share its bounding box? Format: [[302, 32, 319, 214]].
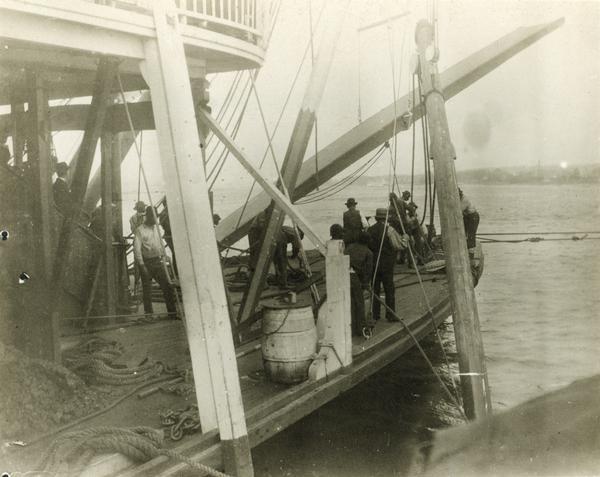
[[50, 0, 600, 193], [199, 0, 600, 189]]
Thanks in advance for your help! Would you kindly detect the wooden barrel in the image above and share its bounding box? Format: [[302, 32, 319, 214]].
[[261, 299, 317, 384]]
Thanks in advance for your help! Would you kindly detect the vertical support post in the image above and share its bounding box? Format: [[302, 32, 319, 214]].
[[112, 132, 129, 310], [237, 0, 348, 325], [141, 2, 252, 475], [416, 20, 490, 420], [325, 240, 352, 365], [101, 132, 117, 319], [25, 69, 56, 361], [27, 70, 54, 282], [82, 131, 137, 215], [10, 90, 24, 167], [309, 240, 351, 380]]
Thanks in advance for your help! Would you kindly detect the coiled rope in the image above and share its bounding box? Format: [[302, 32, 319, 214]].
[[37, 426, 231, 477]]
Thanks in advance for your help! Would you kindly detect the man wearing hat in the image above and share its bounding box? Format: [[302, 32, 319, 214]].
[[367, 208, 400, 322], [343, 197, 367, 245], [130, 200, 147, 235], [53, 162, 72, 215]]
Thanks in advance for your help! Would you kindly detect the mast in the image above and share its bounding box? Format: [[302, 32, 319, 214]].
[[415, 19, 491, 420]]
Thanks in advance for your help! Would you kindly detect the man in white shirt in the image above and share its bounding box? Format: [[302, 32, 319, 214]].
[[134, 206, 177, 316], [129, 201, 146, 235]]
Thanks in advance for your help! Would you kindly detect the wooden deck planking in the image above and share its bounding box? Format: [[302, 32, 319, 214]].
[[46, 266, 450, 476]]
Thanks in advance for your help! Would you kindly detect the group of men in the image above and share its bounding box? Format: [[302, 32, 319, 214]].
[[332, 189, 479, 339], [332, 198, 402, 338]]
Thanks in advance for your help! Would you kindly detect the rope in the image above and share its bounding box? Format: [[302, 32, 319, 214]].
[[477, 231, 600, 236], [21, 375, 177, 448], [38, 426, 231, 477], [390, 197, 462, 406], [249, 75, 320, 304], [295, 145, 387, 204], [478, 234, 597, 244], [371, 293, 467, 420], [231, 2, 326, 240], [116, 71, 182, 320]]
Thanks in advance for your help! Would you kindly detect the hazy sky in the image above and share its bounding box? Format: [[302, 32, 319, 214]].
[[204, 0, 600, 189], [52, 0, 599, 193]]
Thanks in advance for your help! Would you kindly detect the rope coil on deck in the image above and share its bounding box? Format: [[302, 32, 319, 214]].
[[37, 426, 232, 477]]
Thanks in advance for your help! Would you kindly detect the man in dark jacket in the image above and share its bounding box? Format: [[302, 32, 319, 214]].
[[343, 197, 365, 245], [53, 162, 72, 215], [346, 231, 374, 336], [368, 208, 399, 322]]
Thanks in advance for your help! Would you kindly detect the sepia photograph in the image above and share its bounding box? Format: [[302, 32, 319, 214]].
[[0, 0, 598, 475]]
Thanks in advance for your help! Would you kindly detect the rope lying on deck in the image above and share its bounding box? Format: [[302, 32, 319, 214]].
[[37, 426, 231, 477], [63, 337, 176, 385]]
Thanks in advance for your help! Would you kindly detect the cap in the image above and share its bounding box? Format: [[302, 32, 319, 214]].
[[56, 162, 69, 173], [345, 198, 357, 206], [375, 208, 388, 219], [134, 200, 147, 211]]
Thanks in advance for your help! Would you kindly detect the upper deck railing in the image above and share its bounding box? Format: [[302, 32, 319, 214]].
[[94, 0, 273, 47]]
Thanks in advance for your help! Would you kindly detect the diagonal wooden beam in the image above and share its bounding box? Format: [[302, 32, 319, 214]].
[[51, 58, 117, 292], [215, 18, 564, 248], [198, 110, 326, 254]]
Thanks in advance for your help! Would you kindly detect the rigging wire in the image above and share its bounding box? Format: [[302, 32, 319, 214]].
[[231, 2, 326, 235], [382, 11, 463, 411], [296, 145, 387, 204], [307, 0, 320, 191]]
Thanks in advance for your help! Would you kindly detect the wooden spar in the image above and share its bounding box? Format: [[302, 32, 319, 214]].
[[27, 70, 54, 282], [101, 132, 117, 319], [198, 110, 326, 254], [415, 20, 489, 420], [236, 0, 349, 325], [215, 18, 565, 248], [83, 131, 137, 214], [141, 2, 252, 475]]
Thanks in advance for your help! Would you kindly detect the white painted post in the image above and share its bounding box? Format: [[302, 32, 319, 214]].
[[309, 240, 352, 380], [325, 240, 352, 366], [140, 2, 252, 475]]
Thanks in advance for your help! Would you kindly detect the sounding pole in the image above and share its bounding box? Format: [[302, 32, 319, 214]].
[[415, 19, 491, 420]]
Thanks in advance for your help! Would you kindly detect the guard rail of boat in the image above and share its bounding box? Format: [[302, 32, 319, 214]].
[[93, 0, 273, 45]]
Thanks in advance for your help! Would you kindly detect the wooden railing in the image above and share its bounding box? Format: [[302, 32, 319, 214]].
[[94, 0, 272, 44]]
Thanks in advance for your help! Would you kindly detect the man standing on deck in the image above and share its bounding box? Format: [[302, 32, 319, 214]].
[[368, 208, 399, 322], [134, 206, 177, 317], [53, 162, 72, 215], [346, 231, 375, 336], [129, 201, 147, 235], [343, 198, 367, 244], [459, 188, 480, 250]]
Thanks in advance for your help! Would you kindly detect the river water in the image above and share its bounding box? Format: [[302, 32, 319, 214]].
[[124, 182, 599, 475], [223, 182, 600, 477]]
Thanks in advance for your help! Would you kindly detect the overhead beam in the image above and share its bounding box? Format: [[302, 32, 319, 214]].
[[0, 102, 155, 133], [215, 18, 565, 248]]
